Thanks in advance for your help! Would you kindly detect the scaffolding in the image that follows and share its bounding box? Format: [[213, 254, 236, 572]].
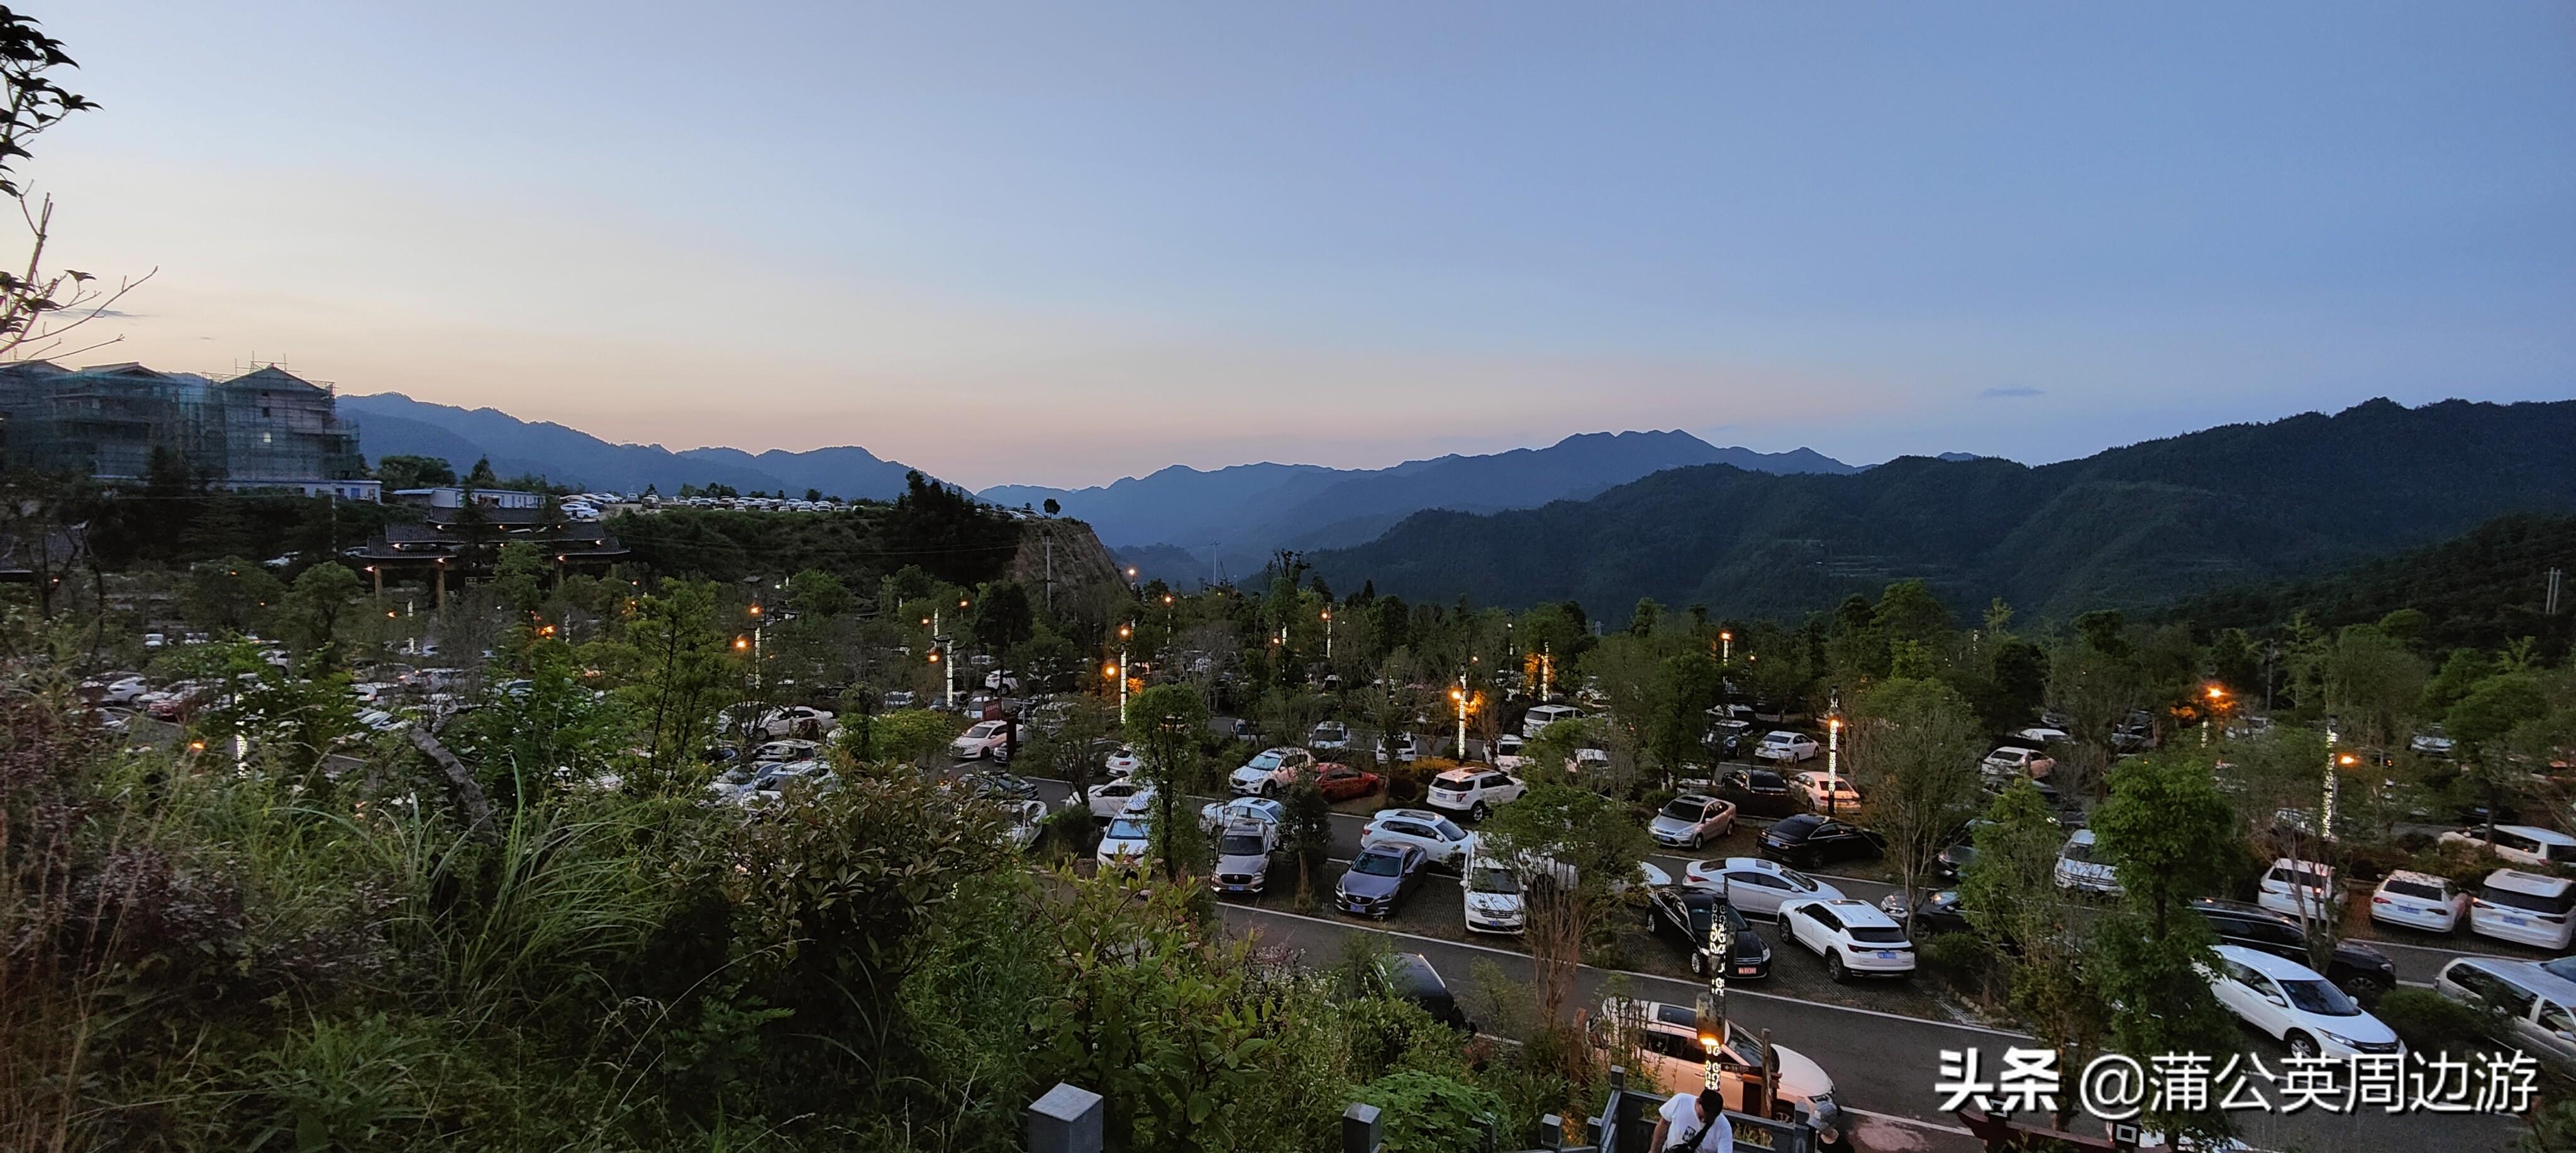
[[0, 359, 365, 485]]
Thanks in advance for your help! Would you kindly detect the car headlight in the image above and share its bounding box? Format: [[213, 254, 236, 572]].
[[2318, 1030, 2362, 1049]]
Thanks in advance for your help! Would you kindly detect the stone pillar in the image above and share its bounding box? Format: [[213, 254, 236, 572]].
[[434, 562, 446, 609], [1341, 1102, 1382, 1153], [1026, 1083, 1102, 1153]]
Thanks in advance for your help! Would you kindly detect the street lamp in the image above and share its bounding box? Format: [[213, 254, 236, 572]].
[[1453, 672, 1471, 759], [1719, 630, 1733, 665], [1118, 624, 1133, 724], [1321, 609, 1333, 661], [1825, 690, 1844, 817]]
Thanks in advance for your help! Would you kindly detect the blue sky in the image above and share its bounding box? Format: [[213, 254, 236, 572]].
[[36, 2, 2576, 488]]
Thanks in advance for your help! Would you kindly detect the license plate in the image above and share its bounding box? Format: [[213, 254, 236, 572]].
[[1875, 951, 1899, 960], [2507, 915, 2531, 927], [1738, 965, 1759, 975]]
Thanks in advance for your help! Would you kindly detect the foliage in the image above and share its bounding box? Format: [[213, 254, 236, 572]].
[[2372, 987, 2497, 1054], [2090, 754, 2245, 1144], [1355, 1069, 1504, 1153], [1847, 676, 1989, 937], [1961, 781, 2106, 1126]]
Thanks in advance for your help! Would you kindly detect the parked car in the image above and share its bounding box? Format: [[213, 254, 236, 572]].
[[1702, 717, 1755, 759], [1593, 999, 1846, 1149], [2440, 825, 2576, 869], [1462, 853, 1525, 934], [1879, 889, 1973, 937], [1001, 798, 1049, 851], [880, 690, 917, 709], [1643, 885, 1770, 978], [1102, 744, 1142, 777], [1491, 732, 1526, 770], [1787, 771, 1862, 812], [761, 705, 837, 739], [1095, 815, 1155, 871], [2191, 899, 2397, 1003], [1424, 766, 1526, 820], [1781, 897, 1916, 981], [2053, 829, 2121, 896], [1308, 762, 1383, 801], [1309, 720, 1352, 751], [1085, 778, 1153, 821], [1758, 815, 1885, 867], [1360, 808, 1479, 869], [2433, 958, 2576, 1076], [1718, 767, 1792, 801], [1521, 703, 1584, 738], [2256, 858, 2344, 920], [1980, 746, 2057, 779], [950, 720, 1013, 759], [2207, 945, 2402, 1059], [1211, 822, 1280, 894], [1380, 953, 1475, 1033], [1754, 731, 1819, 763], [2011, 726, 2070, 744], [2370, 870, 2471, 934], [2410, 728, 2456, 757], [1648, 794, 1738, 849], [1229, 746, 1317, 795], [1681, 856, 1846, 919], [752, 738, 821, 763], [960, 770, 1037, 802], [2473, 869, 2576, 950], [1336, 843, 1428, 917], [1568, 747, 1613, 774], [1201, 796, 1287, 831]]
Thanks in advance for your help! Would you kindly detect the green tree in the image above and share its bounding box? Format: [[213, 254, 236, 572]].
[[179, 557, 285, 633], [1130, 683, 1212, 884], [464, 456, 499, 488], [2090, 754, 2245, 1144], [2449, 673, 2552, 834], [1645, 651, 1724, 783], [2318, 624, 2426, 752], [1474, 780, 1650, 1035], [1960, 782, 2106, 1128], [833, 708, 960, 771], [491, 541, 547, 617], [1848, 677, 1989, 938], [613, 579, 738, 784], [372, 453, 456, 489], [784, 568, 852, 618], [275, 561, 363, 666]]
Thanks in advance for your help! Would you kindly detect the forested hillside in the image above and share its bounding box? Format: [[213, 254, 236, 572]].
[[2172, 512, 2576, 659], [1311, 398, 2576, 624]]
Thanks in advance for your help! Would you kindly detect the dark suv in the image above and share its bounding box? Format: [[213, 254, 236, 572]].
[[2191, 899, 2396, 1004]]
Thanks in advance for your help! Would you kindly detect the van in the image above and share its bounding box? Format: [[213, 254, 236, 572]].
[[2441, 825, 2576, 869], [1522, 703, 1584, 739], [2472, 869, 2576, 950], [2434, 959, 2576, 1076]]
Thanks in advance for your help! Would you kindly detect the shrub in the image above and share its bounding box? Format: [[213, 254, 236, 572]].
[[1918, 932, 2006, 1006], [1356, 1069, 1504, 1153], [2374, 987, 2496, 1053]]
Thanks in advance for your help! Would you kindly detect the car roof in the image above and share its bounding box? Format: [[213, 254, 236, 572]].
[[2485, 868, 2575, 896], [1669, 793, 1721, 805], [2268, 857, 2333, 873], [2497, 825, 2576, 846], [2066, 829, 2097, 845], [1719, 856, 1787, 872], [2216, 944, 2326, 981], [1815, 898, 1897, 927], [2445, 957, 2576, 1002], [1219, 821, 1269, 836], [1764, 730, 1801, 739], [1375, 808, 1448, 824]]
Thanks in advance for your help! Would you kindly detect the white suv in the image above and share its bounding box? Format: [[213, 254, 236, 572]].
[[1360, 808, 1478, 869], [1424, 767, 1525, 820], [1229, 747, 1316, 795], [1779, 897, 1917, 981]]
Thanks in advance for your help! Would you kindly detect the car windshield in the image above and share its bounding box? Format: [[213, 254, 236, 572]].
[[969, 722, 1001, 737], [1353, 852, 1406, 877], [1779, 869, 1818, 893], [2062, 841, 2096, 864], [2273, 865, 2331, 889], [1219, 834, 1267, 856], [1104, 819, 1149, 840], [1250, 751, 1282, 769], [1469, 866, 1520, 894], [2280, 978, 2359, 1017], [2484, 885, 2576, 915], [1848, 926, 1907, 944], [1660, 800, 1706, 820]]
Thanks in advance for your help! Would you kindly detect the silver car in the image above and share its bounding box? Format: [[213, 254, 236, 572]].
[[1648, 795, 1736, 849]]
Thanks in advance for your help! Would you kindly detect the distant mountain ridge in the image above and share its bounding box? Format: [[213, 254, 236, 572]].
[[1307, 398, 2576, 624], [983, 430, 1859, 581], [339, 392, 924, 499]]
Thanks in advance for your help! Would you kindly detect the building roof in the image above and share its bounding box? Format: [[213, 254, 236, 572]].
[[223, 365, 328, 392]]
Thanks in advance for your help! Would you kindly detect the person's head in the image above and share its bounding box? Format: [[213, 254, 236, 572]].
[[1696, 1088, 1724, 1122]]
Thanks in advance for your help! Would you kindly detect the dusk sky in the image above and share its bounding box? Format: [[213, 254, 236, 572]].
[[37, 3, 2576, 490]]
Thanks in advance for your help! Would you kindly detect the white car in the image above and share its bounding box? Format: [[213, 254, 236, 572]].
[[1491, 732, 1527, 771], [1522, 703, 1584, 738], [1648, 794, 1737, 850], [1001, 798, 1049, 851], [1980, 746, 2056, 778], [1096, 815, 1155, 871], [2370, 870, 2470, 934], [1567, 748, 1612, 774], [2472, 869, 2576, 950], [2440, 825, 2576, 869], [2053, 829, 2122, 896], [1788, 771, 1861, 812], [760, 705, 837, 738], [1595, 998, 1846, 1147], [1424, 767, 1526, 820], [1360, 808, 1479, 870], [2256, 858, 2344, 919], [1780, 897, 1917, 981], [950, 720, 1012, 759], [1682, 857, 1845, 919], [751, 738, 820, 763], [2409, 729, 2455, 757], [1754, 731, 1819, 763], [1229, 747, 1316, 795], [2207, 945, 2402, 1059], [2011, 726, 2070, 744], [1102, 745, 1143, 777], [1309, 720, 1352, 751], [1200, 797, 1287, 831], [1085, 778, 1153, 821], [1463, 854, 1526, 934], [96, 675, 150, 704]]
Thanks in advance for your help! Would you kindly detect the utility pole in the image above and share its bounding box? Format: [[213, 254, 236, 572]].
[[1044, 532, 1054, 614], [1825, 688, 1843, 818], [1454, 670, 1469, 759], [1322, 609, 1333, 661], [1118, 623, 1131, 724], [2548, 567, 2564, 616]]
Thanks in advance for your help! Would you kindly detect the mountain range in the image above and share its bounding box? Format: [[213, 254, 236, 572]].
[[981, 431, 1859, 580], [339, 392, 924, 500], [1306, 398, 2576, 623]]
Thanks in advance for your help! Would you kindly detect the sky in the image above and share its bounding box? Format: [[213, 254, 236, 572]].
[[31, 2, 2576, 490]]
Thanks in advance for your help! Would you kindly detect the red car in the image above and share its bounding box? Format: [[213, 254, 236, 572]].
[[1312, 762, 1382, 802]]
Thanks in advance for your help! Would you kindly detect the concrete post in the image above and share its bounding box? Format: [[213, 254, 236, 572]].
[[1538, 1113, 1567, 1150], [1341, 1101, 1382, 1153], [1026, 1083, 1102, 1153]]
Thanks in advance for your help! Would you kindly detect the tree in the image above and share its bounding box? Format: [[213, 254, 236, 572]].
[[2046, 640, 2138, 800], [0, 11, 145, 360], [614, 580, 737, 783], [372, 453, 456, 490], [179, 556, 284, 634], [491, 541, 547, 617], [275, 562, 362, 666], [2450, 673, 2552, 834], [785, 568, 852, 618], [1645, 651, 1723, 783], [2318, 624, 2426, 752], [1847, 677, 1988, 938], [1960, 782, 2106, 1128], [1129, 683, 1211, 885], [1043, 497, 1061, 516], [464, 456, 499, 488], [834, 708, 959, 771], [1278, 781, 1333, 905], [970, 580, 1036, 653], [2090, 754, 2245, 1144], [1472, 779, 1649, 1060]]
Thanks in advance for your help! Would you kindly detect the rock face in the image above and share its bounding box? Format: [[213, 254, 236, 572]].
[[1007, 518, 1126, 607]]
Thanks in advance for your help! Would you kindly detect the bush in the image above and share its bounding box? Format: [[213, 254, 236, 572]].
[[2374, 988, 2496, 1053], [1918, 932, 2006, 1005], [1355, 1069, 1505, 1153], [2407, 839, 2509, 891]]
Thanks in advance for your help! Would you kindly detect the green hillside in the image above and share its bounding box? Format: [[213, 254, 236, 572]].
[[2171, 512, 2576, 658]]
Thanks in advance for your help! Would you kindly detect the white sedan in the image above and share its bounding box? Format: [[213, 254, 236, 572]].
[[1754, 731, 1819, 763], [1103, 745, 1142, 777], [1682, 857, 1844, 919], [950, 720, 1012, 760], [1085, 779, 1153, 821], [1788, 771, 1861, 812], [2207, 945, 2402, 1059], [1096, 815, 1155, 871], [2370, 870, 2469, 934], [1002, 799, 1049, 851]]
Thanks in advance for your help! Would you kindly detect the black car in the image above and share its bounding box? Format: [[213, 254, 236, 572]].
[[1379, 952, 1475, 1033], [1723, 768, 1790, 797], [1881, 889, 1974, 936], [1643, 885, 1772, 979], [1758, 814, 1886, 866], [960, 770, 1037, 802], [2190, 899, 2397, 1004], [1936, 842, 1977, 882]]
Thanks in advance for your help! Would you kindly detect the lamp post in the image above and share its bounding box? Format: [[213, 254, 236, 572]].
[[1719, 629, 1733, 665], [2323, 715, 2343, 840], [1540, 643, 1553, 701], [1321, 609, 1333, 661], [1453, 671, 1470, 759], [2202, 685, 2227, 747], [748, 600, 763, 692], [1118, 624, 1132, 724], [1825, 688, 1843, 818], [1697, 890, 1736, 1091]]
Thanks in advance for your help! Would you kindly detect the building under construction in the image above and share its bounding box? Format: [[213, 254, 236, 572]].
[[0, 360, 379, 499]]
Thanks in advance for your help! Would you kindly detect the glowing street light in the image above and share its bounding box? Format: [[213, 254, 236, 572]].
[[1719, 630, 1733, 665]]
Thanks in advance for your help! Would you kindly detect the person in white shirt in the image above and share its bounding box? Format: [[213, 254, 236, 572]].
[[1650, 1087, 1733, 1152]]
